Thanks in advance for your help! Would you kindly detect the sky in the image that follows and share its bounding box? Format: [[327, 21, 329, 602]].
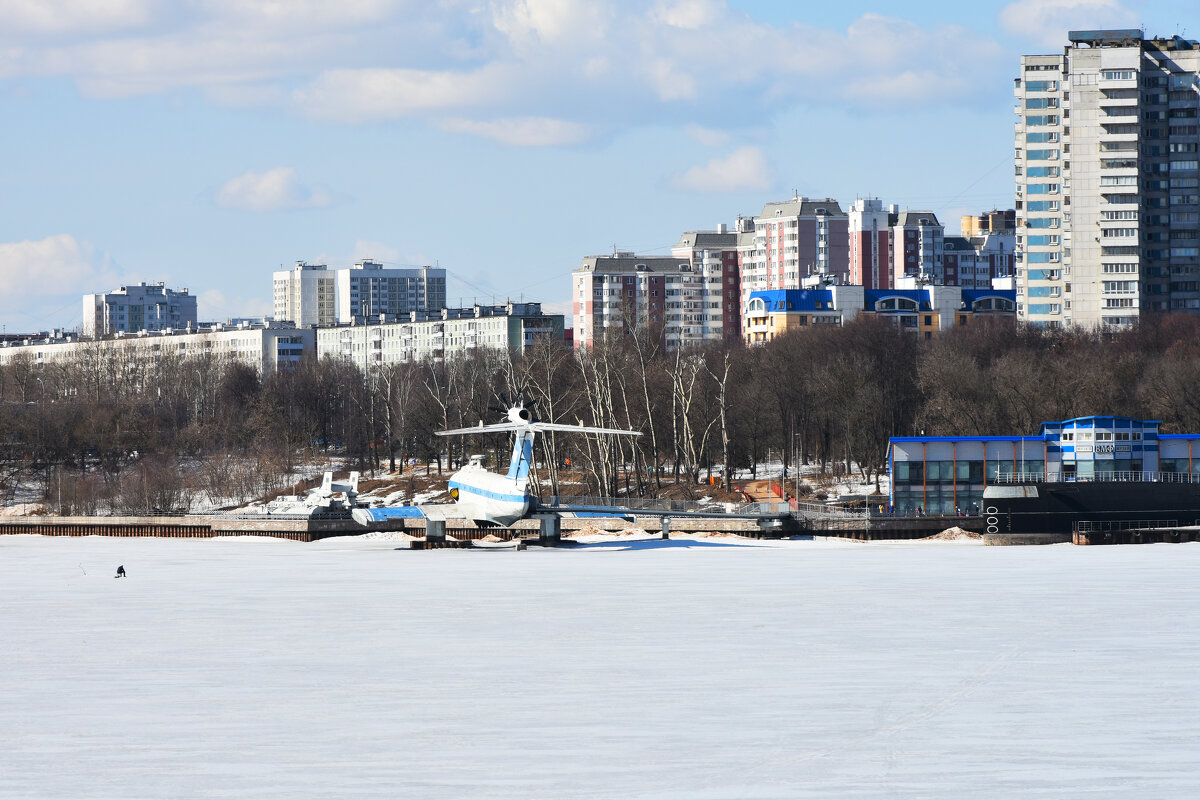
[[0, 0, 1196, 332]]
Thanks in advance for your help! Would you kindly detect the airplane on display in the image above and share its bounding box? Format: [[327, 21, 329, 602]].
[[434, 404, 642, 525]]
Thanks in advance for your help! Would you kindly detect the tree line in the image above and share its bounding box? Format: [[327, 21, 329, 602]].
[[4, 313, 1200, 513]]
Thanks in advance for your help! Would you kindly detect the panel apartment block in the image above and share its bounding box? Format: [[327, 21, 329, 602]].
[[740, 196, 849, 339], [1015, 30, 1200, 327], [82, 282, 198, 338], [574, 252, 733, 351]]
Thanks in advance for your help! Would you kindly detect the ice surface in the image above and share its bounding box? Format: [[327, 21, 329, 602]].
[[2, 534, 1199, 798]]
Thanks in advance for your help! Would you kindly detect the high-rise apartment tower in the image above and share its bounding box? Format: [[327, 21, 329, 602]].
[[1015, 30, 1200, 327]]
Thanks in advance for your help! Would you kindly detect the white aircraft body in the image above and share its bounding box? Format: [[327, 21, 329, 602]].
[[436, 405, 641, 525]]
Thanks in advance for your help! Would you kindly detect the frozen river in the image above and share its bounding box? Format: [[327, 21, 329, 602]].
[[2, 533, 1198, 798]]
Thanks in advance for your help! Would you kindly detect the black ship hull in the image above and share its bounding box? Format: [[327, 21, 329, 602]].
[[982, 481, 1200, 535]]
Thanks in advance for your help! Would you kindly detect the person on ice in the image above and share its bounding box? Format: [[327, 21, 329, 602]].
[[115, 565, 126, 578]]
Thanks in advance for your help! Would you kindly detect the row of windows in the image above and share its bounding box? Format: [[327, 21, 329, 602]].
[[893, 460, 1045, 484], [1060, 429, 1144, 442]]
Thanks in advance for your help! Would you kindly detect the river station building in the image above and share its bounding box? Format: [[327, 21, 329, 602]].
[[888, 416, 1200, 515]]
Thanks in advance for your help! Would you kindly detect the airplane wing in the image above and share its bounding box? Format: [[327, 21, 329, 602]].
[[436, 421, 526, 436], [532, 422, 642, 436], [437, 420, 642, 436]]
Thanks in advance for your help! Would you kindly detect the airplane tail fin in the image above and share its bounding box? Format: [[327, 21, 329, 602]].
[[506, 430, 536, 481]]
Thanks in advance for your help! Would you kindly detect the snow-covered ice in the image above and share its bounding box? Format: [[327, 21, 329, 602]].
[[2, 534, 1199, 798]]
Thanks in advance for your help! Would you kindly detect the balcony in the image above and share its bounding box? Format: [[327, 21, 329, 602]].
[[1099, 127, 1140, 143], [1098, 95, 1139, 108]]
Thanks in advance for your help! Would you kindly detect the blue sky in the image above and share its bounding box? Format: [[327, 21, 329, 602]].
[[0, 0, 1195, 331]]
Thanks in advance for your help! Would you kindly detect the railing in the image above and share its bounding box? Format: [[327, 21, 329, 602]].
[[543, 495, 868, 521], [994, 471, 1200, 485], [1075, 519, 1179, 533], [544, 496, 792, 516]]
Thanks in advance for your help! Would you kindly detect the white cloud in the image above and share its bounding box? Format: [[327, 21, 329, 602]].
[[672, 146, 772, 193], [0, 0, 153, 35], [438, 116, 591, 146], [0, 234, 113, 296], [0, 5, 1014, 142], [197, 0, 401, 29], [292, 65, 512, 122], [216, 167, 335, 212], [684, 124, 731, 148], [491, 0, 611, 53], [649, 0, 722, 30], [998, 0, 1137, 47], [642, 57, 696, 101]]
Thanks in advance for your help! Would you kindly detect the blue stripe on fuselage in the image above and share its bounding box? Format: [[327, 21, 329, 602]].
[[449, 480, 532, 504]]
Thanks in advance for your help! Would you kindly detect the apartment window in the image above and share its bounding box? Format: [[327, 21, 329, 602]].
[[1101, 70, 1135, 80]]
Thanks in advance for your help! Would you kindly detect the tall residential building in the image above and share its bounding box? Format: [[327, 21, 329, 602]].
[[740, 196, 849, 338], [848, 202, 953, 289], [335, 261, 447, 322], [891, 211, 945, 285], [82, 282, 197, 338], [1015, 30, 1200, 327], [848, 198, 893, 290], [273, 260, 448, 327], [273, 261, 336, 328], [573, 252, 733, 350], [943, 233, 1016, 289], [671, 225, 742, 340], [962, 209, 1016, 237]]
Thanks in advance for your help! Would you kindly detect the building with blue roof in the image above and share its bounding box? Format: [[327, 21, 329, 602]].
[[888, 416, 1200, 515], [744, 284, 1016, 343]]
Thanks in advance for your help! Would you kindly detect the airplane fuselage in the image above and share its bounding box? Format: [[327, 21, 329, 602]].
[[447, 461, 534, 525]]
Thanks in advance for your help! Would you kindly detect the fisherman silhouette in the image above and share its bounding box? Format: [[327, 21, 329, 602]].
[[115, 565, 126, 578]]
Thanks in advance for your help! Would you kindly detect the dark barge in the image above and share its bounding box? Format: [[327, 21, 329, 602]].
[[983, 472, 1200, 542]]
